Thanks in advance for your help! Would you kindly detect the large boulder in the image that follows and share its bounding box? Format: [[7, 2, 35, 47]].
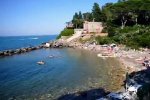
[[15, 49, 21, 54], [20, 48, 27, 53], [0, 51, 4, 56]]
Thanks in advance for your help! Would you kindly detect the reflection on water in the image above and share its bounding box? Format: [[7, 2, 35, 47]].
[[0, 48, 124, 100]]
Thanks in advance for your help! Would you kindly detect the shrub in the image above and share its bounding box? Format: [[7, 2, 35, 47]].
[[126, 40, 140, 50], [109, 25, 150, 49], [107, 27, 116, 37], [57, 28, 74, 39], [95, 36, 114, 45], [138, 33, 150, 48], [101, 27, 107, 33]]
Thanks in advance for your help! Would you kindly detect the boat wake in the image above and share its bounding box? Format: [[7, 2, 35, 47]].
[[30, 37, 39, 40]]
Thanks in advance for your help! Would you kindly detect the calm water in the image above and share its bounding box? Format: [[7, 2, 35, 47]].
[[0, 35, 56, 51], [0, 36, 123, 100]]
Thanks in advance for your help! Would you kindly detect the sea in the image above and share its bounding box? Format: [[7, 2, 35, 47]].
[[0, 35, 56, 51], [0, 35, 123, 100]]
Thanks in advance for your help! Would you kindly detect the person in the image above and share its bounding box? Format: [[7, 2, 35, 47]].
[[125, 72, 130, 91], [144, 56, 147, 61]]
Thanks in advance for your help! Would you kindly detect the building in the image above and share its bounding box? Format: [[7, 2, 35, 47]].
[[73, 21, 107, 38], [83, 21, 103, 33]]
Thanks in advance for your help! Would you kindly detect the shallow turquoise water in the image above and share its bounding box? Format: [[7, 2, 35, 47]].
[[0, 48, 121, 100]]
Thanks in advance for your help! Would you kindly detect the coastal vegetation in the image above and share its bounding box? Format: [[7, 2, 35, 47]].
[[57, 28, 74, 39], [58, 0, 150, 49], [101, 0, 150, 49], [97, 25, 150, 49]]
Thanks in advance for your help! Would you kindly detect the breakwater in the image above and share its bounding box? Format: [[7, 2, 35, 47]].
[[0, 45, 43, 56]]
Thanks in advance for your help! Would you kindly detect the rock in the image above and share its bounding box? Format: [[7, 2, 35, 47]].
[[15, 49, 21, 54], [35, 46, 40, 49], [31, 47, 37, 50], [20, 48, 27, 53], [7, 50, 14, 54], [26, 47, 32, 51], [3, 51, 10, 56], [45, 43, 51, 48], [52, 41, 64, 48], [39, 45, 44, 48], [0, 51, 4, 56]]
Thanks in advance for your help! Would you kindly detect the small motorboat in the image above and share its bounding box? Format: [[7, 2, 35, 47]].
[[37, 61, 45, 65], [97, 53, 116, 58], [49, 55, 54, 58], [49, 55, 62, 58], [97, 53, 103, 57]]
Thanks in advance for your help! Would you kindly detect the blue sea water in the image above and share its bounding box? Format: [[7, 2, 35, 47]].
[[0, 35, 56, 51], [0, 35, 122, 100]]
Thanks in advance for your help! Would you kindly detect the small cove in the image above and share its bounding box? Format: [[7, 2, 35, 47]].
[[0, 48, 125, 100]]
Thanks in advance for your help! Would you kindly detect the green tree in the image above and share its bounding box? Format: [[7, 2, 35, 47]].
[[83, 12, 93, 21], [92, 3, 102, 22], [72, 12, 79, 28], [102, 3, 114, 23], [72, 12, 83, 28], [118, 0, 127, 2], [79, 11, 83, 19]]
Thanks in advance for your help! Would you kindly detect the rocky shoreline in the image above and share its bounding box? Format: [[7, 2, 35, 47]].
[[52, 39, 150, 100]]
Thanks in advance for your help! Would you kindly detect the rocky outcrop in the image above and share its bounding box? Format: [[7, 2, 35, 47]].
[[97, 68, 150, 100]]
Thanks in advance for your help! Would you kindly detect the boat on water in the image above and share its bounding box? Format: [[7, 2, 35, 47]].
[[37, 61, 45, 65], [97, 53, 116, 58], [49, 55, 54, 58], [48, 55, 62, 58]]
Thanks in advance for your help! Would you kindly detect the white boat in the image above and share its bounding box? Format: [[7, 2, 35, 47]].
[[37, 61, 45, 65], [97, 53, 116, 58], [49, 55, 54, 58]]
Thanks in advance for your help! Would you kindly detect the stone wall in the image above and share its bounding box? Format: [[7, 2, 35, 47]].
[[74, 29, 84, 34]]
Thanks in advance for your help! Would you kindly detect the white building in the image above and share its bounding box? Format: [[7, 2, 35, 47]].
[[72, 21, 107, 41], [83, 21, 103, 33]]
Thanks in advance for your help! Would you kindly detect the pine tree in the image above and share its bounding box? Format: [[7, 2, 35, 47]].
[[73, 12, 79, 20], [79, 11, 83, 19], [92, 3, 102, 22], [72, 12, 83, 28], [83, 12, 93, 21]]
